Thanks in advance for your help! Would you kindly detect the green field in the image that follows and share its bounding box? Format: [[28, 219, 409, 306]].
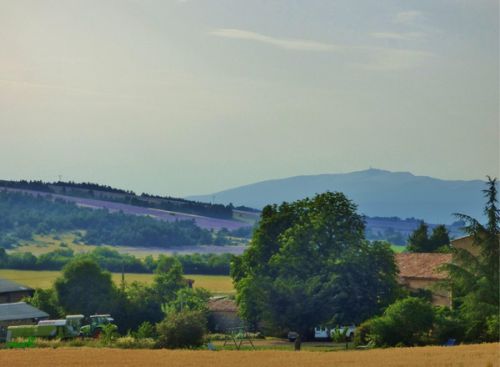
[[0, 269, 234, 294], [390, 244, 406, 253]]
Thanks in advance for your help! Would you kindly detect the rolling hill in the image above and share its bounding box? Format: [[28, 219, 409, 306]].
[[188, 169, 487, 224]]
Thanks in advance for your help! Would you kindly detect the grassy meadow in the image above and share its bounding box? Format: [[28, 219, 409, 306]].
[[0, 269, 234, 294], [10, 232, 99, 256], [8, 232, 248, 257], [10, 231, 407, 256], [0, 343, 498, 367]]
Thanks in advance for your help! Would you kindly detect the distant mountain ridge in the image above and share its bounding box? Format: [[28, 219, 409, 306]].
[[187, 169, 488, 224]]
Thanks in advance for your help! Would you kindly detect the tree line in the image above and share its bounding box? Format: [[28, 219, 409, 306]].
[[0, 179, 233, 219], [0, 246, 232, 275], [0, 191, 223, 249]]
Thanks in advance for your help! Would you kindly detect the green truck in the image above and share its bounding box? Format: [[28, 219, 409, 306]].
[[80, 314, 115, 338], [6, 313, 117, 341], [6, 315, 84, 342]]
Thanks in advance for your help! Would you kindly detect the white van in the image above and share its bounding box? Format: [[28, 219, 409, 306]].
[[314, 326, 329, 339]]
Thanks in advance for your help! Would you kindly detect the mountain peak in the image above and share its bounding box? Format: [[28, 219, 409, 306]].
[[187, 170, 486, 223], [359, 168, 414, 177]]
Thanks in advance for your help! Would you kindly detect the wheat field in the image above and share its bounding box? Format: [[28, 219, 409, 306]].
[[0, 269, 234, 294], [0, 343, 498, 367]]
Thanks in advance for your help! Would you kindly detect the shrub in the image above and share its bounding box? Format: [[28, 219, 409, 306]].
[[368, 297, 434, 347], [353, 320, 372, 346], [101, 324, 119, 345], [431, 306, 464, 344], [114, 336, 156, 349], [136, 321, 156, 339], [156, 309, 207, 349], [485, 315, 500, 342]]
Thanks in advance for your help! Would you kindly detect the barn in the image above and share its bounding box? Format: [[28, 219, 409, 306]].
[[0, 302, 49, 341], [0, 279, 35, 304]]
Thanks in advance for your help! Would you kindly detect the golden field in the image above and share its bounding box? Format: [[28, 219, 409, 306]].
[[0, 269, 234, 294], [0, 343, 498, 367]]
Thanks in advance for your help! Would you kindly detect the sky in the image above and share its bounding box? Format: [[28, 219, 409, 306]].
[[1, 0, 498, 197]]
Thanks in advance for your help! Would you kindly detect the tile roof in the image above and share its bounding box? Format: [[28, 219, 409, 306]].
[[0, 302, 49, 322], [208, 298, 238, 312], [395, 253, 452, 280], [0, 279, 34, 294]]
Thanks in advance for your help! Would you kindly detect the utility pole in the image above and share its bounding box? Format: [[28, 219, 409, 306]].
[[120, 261, 125, 291]]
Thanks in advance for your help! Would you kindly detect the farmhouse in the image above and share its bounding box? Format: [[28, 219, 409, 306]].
[[0, 302, 49, 341], [207, 297, 242, 332], [0, 278, 35, 304], [450, 235, 481, 257], [395, 253, 452, 307]]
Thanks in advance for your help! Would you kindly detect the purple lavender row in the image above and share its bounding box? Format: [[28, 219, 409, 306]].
[[1, 187, 252, 231]]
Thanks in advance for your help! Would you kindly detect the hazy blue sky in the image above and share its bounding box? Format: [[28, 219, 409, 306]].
[[1, 0, 498, 196]]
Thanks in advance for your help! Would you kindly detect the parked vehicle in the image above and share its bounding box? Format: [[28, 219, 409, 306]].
[[80, 314, 115, 338], [6, 315, 84, 342], [287, 331, 299, 342], [314, 326, 329, 339]]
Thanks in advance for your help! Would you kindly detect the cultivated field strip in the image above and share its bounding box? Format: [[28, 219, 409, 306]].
[[1, 343, 498, 367], [0, 270, 235, 294], [1, 187, 251, 231]]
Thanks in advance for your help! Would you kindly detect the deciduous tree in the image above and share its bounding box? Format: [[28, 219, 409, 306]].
[[232, 192, 399, 343]]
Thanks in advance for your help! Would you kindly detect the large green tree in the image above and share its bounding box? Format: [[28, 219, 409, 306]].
[[54, 258, 118, 316], [231, 192, 399, 341], [152, 256, 186, 303], [444, 176, 499, 341]]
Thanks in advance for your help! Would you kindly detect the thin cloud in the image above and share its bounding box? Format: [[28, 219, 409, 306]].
[[210, 29, 339, 52], [394, 10, 423, 25], [210, 28, 434, 71], [371, 32, 424, 41]]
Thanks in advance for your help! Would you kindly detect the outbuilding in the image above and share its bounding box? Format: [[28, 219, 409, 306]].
[[207, 297, 242, 332], [0, 302, 49, 340], [0, 278, 35, 304]]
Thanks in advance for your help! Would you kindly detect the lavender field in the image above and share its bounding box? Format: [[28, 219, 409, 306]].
[[1, 187, 253, 231]]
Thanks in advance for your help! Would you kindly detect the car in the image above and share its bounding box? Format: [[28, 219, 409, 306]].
[[314, 326, 329, 339], [287, 331, 299, 342]]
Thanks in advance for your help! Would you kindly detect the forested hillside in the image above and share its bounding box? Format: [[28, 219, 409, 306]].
[[0, 179, 233, 219], [0, 191, 214, 249]]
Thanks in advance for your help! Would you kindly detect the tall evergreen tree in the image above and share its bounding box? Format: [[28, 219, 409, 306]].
[[444, 177, 499, 341], [408, 222, 450, 252], [407, 222, 430, 252], [429, 224, 451, 251]]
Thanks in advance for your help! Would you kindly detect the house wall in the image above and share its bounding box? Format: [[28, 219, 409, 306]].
[[0, 290, 34, 304], [400, 277, 451, 307], [208, 311, 242, 332], [451, 237, 481, 257]]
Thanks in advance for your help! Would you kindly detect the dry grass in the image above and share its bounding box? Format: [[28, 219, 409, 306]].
[[11, 232, 98, 256], [0, 343, 498, 367], [0, 269, 234, 294]]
